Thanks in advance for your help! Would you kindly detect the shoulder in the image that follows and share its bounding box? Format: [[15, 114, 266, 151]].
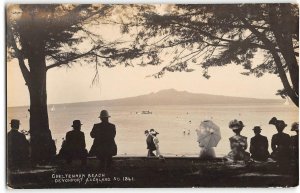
[[92, 123, 101, 128], [241, 135, 247, 140], [66, 130, 73, 135], [283, 133, 290, 137], [272, 133, 278, 138], [108, 122, 115, 127]]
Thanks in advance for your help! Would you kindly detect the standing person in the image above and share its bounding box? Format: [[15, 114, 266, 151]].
[[7, 119, 29, 168], [290, 122, 298, 161], [90, 110, 117, 171], [146, 129, 156, 157], [250, 126, 269, 161], [63, 120, 87, 167], [144, 130, 150, 156], [225, 119, 250, 162], [269, 117, 291, 162], [150, 129, 163, 158]]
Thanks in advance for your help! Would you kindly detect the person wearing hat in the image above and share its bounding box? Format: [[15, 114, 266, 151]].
[[150, 129, 163, 158], [90, 110, 117, 170], [290, 122, 298, 161], [62, 120, 87, 167], [250, 126, 269, 161], [146, 129, 156, 157], [225, 119, 250, 162], [7, 119, 29, 168], [269, 117, 291, 162]]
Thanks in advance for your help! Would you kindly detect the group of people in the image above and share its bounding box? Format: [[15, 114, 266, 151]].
[[8, 110, 117, 171], [144, 129, 163, 158], [223, 117, 298, 163], [7, 110, 299, 170]]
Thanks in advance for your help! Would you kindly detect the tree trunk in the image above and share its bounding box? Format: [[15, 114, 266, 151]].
[[27, 49, 56, 164]]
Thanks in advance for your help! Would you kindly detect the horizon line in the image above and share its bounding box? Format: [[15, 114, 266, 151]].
[[7, 88, 284, 108]]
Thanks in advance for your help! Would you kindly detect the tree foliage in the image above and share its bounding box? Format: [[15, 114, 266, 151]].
[[119, 4, 299, 106]]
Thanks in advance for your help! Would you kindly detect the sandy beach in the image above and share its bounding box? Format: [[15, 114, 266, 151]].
[[7, 156, 299, 188]]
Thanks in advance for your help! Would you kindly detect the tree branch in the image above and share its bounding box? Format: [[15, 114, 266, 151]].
[[239, 15, 298, 106], [7, 24, 30, 85]]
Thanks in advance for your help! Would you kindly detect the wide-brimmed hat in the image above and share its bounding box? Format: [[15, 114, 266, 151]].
[[150, 128, 159, 134], [229, 119, 245, 130], [72, 120, 82, 127], [269, 117, 278, 125], [253, 126, 262, 132], [269, 117, 287, 128], [10, 119, 20, 128], [291, 122, 299, 131], [99, 110, 111, 118]]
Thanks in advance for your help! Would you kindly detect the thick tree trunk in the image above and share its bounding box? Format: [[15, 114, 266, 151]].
[[27, 49, 56, 164]]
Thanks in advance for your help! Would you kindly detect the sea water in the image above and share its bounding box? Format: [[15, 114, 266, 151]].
[[7, 104, 298, 157]]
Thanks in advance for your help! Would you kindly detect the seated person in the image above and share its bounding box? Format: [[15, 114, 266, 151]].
[[7, 119, 29, 168], [61, 120, 87, 167], [290, 122, 298, 161], [269, 117, 291, 162], [250, 126, 269, 161], [225, 119, 250, 162]]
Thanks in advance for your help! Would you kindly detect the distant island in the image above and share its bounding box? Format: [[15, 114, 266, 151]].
[[70, 89, 284, 107]]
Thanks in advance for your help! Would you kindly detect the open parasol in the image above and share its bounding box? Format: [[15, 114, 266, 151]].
[[196, 120, 221, 148]]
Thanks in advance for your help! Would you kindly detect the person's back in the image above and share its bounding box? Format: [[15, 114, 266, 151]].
[[229, 135, 247, 152], [66, 130, 86, 151], [7, 120, 29, 168], [271, 132, 291, 161], [272, 133, 290, 150], [63, 120, 87, 166], [269, 117, 291, 162], [90, 110, 117, 170], [250, 134, 269, 161], [90, 120, 117, 158]]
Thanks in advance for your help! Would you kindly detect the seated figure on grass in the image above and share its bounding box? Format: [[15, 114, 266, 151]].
[[7, 119, 30, 168], [61, 120, 88, 167], [225, 119, 250, 162], [250, 126, 269, 162], [269, 117, 291, 163], [290, 122, 299, 161]]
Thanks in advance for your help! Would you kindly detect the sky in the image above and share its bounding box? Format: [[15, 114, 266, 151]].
[[6, 4, 287, 107], [7, 57, 284, 107]]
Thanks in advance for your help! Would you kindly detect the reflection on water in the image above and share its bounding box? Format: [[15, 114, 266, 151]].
[[7, 104, 298, 157]]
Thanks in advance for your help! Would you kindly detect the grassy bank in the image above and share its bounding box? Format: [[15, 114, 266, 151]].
[[7, 157, 299, 188]]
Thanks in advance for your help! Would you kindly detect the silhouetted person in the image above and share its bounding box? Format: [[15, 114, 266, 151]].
[[250, 126, 269, 161], [7, 119, 29, 168], [63, 120, 87, 167], [146, 129, 156, 157], [290, 122, 298, 161], [151, 129, 163, 158], [144, 130, 151, 156], [269, 117, 291, 162], [90, 110, 117, 171]]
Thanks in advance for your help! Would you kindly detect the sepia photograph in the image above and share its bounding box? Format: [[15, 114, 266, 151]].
[[6, 3, 299, 188]]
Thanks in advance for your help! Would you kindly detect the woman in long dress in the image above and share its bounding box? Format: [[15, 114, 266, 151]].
[[225, 119, 250, 162], [150, 129, 162, 158], [199, 146, 216, 159]]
